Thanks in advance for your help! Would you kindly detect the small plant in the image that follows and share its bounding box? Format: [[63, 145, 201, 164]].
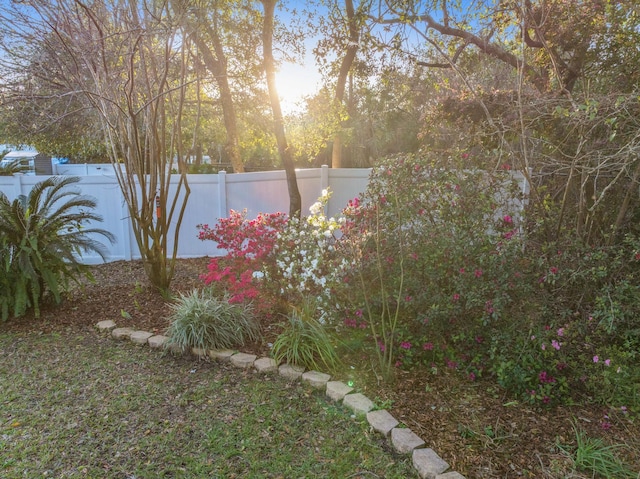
[[165, 289, 261, 352], [559, 422, 637, 479], [0, 176, 114, 320], [271, 300, 341, 372]]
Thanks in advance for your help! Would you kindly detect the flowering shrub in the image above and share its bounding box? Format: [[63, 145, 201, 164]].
[[328, 153, 531, 380], [520, 232, 640, 411], [196, 153, 640, 413], [261, 189, 345, 313], [197, 210, 287, 309]]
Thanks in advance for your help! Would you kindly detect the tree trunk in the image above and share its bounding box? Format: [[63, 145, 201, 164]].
[[261, 0, 301, 218], [189, 15, 244, 173], [331, 0, 359, 169]]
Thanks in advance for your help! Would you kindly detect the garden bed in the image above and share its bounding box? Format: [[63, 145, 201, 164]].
[[3, 258, 639, 478]]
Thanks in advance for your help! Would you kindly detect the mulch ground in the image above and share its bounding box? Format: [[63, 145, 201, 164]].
[[2, 258, 638, 478]]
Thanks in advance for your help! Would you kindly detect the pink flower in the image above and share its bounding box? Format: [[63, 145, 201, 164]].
[[503, 215, 512, 224], [452, 293, 460, 302], [593, 355, 599, 363], [485, 301, 494, 314], [355, 309, 363, 317], [550, 267, 559, 275], [552, 340, 561, 351], [604, 359, 611, 366], [343, 318, 357, 328], [557, 328, 564, 337], [459, 268, 465, 274], [474, 269, 483, 278], [422, 342, 434, 351], [468, 372, 476, 381], [400, 341, 412, 350], [541, 343, 546, 350], [503, 229, 517, 240]]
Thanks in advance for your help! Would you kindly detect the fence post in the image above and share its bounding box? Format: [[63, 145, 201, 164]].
[[120, 192, 133, 261], [320, 164, 329, 192], [13, 173, 24, 198], [320, 164, 330, 213], [218, 170, 227, 218]]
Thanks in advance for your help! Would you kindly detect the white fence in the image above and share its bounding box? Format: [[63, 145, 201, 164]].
[[0, 166, 371, 264]]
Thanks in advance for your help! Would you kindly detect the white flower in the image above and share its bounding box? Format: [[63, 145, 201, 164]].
[[309, 201, 323, 216], [252, 271, 264, 279]]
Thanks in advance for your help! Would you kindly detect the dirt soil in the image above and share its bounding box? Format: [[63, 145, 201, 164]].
[[3, 258, 639, 478]]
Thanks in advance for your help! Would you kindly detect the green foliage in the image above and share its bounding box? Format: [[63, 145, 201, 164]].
[[559, 422, 637, 479], [165, 289, 261, 353], [333, 153, 529, 381], [271, 300, 341, 373], [0, 158, 31, 176], [487, 222, 640, 409], [0, 176, 114, 321]]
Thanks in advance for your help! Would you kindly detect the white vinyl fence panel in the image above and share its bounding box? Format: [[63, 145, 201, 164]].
[[0, 166, 371, 264]]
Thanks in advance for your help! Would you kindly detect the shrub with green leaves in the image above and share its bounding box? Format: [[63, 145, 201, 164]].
[[0, 176, 114, 321], [331, 153, 529, 380], [165, 289, 261, 352], [271, 300, 341, 372]]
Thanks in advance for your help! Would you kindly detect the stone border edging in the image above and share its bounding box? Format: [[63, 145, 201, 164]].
[[96, 319, 466, 479]]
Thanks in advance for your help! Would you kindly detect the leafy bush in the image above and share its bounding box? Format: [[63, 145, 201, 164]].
[[271, 300, 341, 372], [262, 189, 343, 309], [165, 289, 261, 352], [0, 176, 114, 321], [331, 153, 529, 380], [333, 152, 640, 409], [198, 210, 288, 311]]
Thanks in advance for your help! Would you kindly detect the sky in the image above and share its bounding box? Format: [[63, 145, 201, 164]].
[[274, 0, 325, 113], [276, 58, 322, 114]]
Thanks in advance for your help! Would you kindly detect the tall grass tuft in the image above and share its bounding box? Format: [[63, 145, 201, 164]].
[[559, 421, 637, 479], [165, 289, 261, 353], [271, 300, 341, 372]]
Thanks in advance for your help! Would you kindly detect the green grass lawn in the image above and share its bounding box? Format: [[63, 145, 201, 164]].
[[0, 329, 415, 478]]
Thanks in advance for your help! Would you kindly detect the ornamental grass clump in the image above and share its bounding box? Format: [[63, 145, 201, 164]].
[[271, 300, 341, 373], [165, 289, 261, 353]]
